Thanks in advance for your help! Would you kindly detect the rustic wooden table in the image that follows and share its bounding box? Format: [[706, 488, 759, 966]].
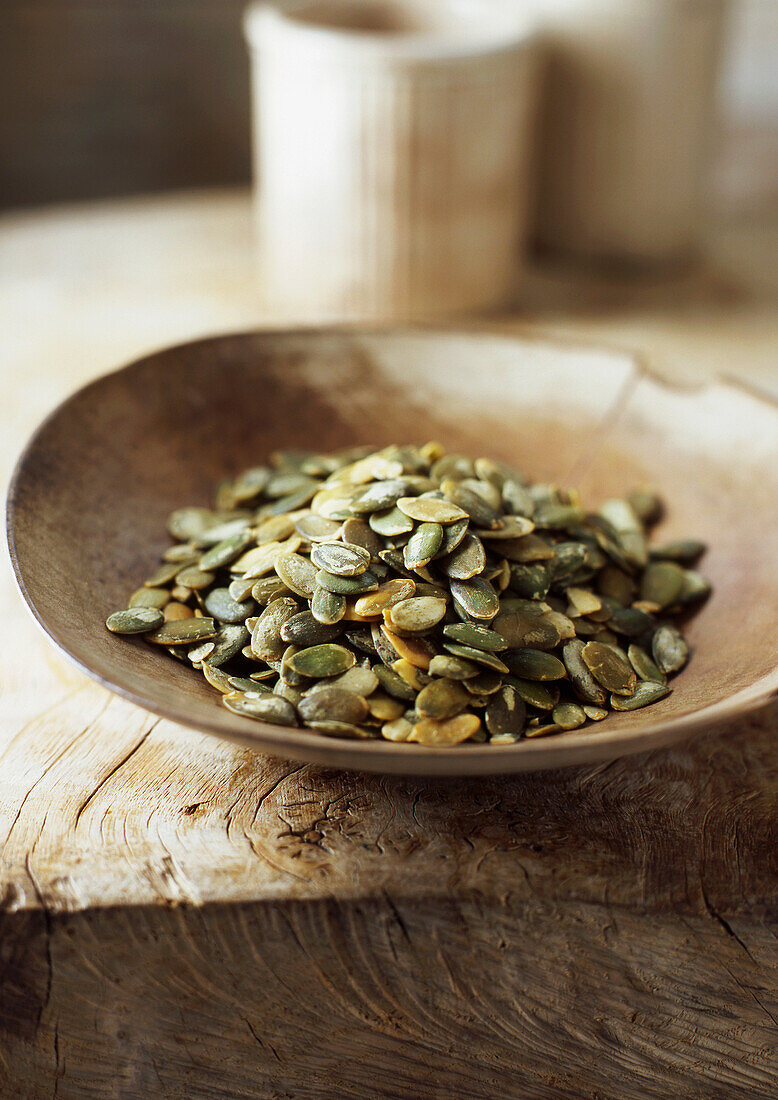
[[2, 191, 777, 1099]]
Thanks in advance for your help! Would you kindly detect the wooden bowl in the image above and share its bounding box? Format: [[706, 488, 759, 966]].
[[7, 329, 778, 775]]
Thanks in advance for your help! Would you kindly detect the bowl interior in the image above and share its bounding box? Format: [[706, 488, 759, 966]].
[[8, 329, 778, 775]]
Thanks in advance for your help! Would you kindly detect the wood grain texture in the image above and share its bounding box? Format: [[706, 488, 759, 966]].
[[2, 193, 777, 1096]]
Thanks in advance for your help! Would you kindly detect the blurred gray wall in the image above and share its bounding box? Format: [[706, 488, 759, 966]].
[[0, 0, 251, 208]]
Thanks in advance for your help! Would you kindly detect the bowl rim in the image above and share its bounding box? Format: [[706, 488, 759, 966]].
[[7, 325, 778, 776]]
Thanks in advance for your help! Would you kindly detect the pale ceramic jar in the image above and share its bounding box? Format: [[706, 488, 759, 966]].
[[244, 0, 539, 322], [528, 0, 729, 264]]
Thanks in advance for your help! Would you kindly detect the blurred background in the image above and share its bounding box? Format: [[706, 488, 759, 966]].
[[1, 0, 775, 214]]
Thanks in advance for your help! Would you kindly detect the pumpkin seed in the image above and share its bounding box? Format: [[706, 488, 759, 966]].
[[294, 514, 342, 542], [439, 533, 486, 580], [326, 665, 379, 697], [310, 587, 347, 624], [199, 530, 253, 571], [610, 682, 671, 710], [382, 718, 413, 742], [443, 643, 509, 674], [311, 541, 371, 577], [581, 641, 637, 695], [369, 506, 415, 537], [561, 640, 607, 705], [275, 553, 318, 598], [106, 607, 164, 634], [252, 597, 300, 661], [386, 596, 447, 634], [508, 562, 552, 599], [251, 576, 290, 605], [416, 679, 471, 719], [505, 649, 566, 681], [148, 617, 217, 645], [477, 515, 534, 539], [652, 625, 689, 674], [449, 577, 499, 620], [298, 687, 369, 725], [315, 569, 379, 595], [640, 561, 685, 609], [409, 713, 481, 745], [354, 578, 416, 617], [163, 602, 193, 622], [287, 644, 356, 678], [552, 702, 586, 730], [208, 624, 250, 667], [650, 539, 705, 563], [485, 685, 525, 738], [281, 610, 342, 646], [223, 692, 299, 725], [396, 497, 468, 524], [428, 654, 480, 680], [442, 482, 502, 529], [373, 665, 418, 702], [442, 623, 507, 652], [367, 693, 407, 721], [204, 587, 254, 623], [583, 704, 608, 721], [168, 506, 216, 541], [404, 523, 444, 570], [627, 644, 667, 685], [493, 611, 560, 651], [128, 586, 170, 610]]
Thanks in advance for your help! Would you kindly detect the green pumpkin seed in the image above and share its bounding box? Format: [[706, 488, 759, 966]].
[[324, 664, 379, 697], [340, 518, 383, 559], [311, 541, 371, 577], [416, 679, 470, 719], [442, 623, 507, 652], [582, 704, 608, 721], [294, 514, 343, 543], [505, 677, 560, 710], [369, 506, 415, 537], [505, 649, 566, 681], [128, 586, 170, 610], [202, 662, 234, 693], [610, 682, 671, 710], [485, 685, 526, 738], [287, 644, 356, 678], [281, 610, 343, 646], [442, 482, 502, 529], [627, 644, 667, 685], [396, 497, 468, 524], [581, 641, 636, 695], [310, 586, 347, 624], [650, 539, 705, 563], [148, 617, 217, 645], [199, 530, 253, 571], [610, 607, 654, 637], [561, 640, 607, 705], [373, 664, 418, 702], [404, 523, 444, 570], [477, 515, 534, 539], [251, 597, 300, 661], [552, 702, 586, 730], [509, 562, 552, 599], [223, 692, 299, 725], [640, 561, 685, 609], [251, 576, 290, 605], [228, 577, 257, 602], [443, 643, 509, 674], [315, 569, 379, 595], [493, 611, 560, 651], [449, 577, 499, 620], [106, 607, 164, 634], [387, 596, 447, 634], [274, 552, 318, 598], [204, 587, 254, 623], [349, 479, 410, 514], [652, 625, 689, 674], [207, 624, 250, 667], [436, 518, 470, 558], [298, 687, 369, 725], [677, 570, 712, 606], [439, 533, 486, 580], [427, 654, 480, 680]]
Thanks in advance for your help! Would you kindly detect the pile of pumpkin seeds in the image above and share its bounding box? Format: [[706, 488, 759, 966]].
[[106, 443, 710, 746]]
